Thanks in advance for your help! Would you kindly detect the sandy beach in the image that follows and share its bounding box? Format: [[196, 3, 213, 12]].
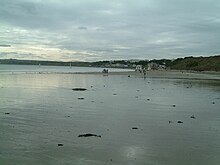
[[0, 71, 220, 165], [73, 70, 220, 81], [1, 0, 220, 164]]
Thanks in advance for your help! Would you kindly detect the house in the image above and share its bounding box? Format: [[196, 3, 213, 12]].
[[147, 62, 166, 70], [147, 62, 159, 70], [135, 65, 142, 72]]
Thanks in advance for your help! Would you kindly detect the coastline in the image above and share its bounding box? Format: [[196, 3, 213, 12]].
[[1, 69, 220, 81]]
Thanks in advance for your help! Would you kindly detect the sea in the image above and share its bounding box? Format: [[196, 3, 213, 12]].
[[0, 65, 220, 165], [0, 64, 133, 74]]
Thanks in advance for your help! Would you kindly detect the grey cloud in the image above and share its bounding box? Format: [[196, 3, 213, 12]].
[[0, 0, 220, 61], [0, 45, 11, 47], [78, 26, 88, 30], [0, 51, 47, 60], [0, 52, 18, 55]]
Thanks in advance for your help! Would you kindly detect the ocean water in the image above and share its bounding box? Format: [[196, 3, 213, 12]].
[[0, 64, 133, 74], [0, 73, 220, 165]]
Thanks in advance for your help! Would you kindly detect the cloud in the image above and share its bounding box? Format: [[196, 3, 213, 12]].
[[0, 0, 220, 61], [0, 45, 11, 47], [0, 51, 48, 60], [78, 26, 88, 30]]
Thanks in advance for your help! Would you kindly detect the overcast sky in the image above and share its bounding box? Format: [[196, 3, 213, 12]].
[[0, 0, 220, 61]]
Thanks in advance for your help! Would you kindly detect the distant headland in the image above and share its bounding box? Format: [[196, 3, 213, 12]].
[[0, 55, 219, 71]]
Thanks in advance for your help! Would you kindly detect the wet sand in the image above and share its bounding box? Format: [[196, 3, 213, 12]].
[[0, 73, 220, 165], [76, 70, 220, 81]]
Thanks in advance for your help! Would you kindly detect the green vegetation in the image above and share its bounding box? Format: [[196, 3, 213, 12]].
[[168, 55, 220, 71]]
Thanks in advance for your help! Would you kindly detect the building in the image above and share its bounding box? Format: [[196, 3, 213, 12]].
[[135, 65, 143, 72], [147, 62, 166, 70]]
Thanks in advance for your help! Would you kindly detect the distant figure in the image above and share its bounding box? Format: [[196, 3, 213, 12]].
[[143, 67, 146, 78], [102, 69, 108, 73]]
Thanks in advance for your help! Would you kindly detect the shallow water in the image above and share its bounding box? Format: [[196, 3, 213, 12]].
[[0, 64, 132, 74], [0, 74, 220, 165]]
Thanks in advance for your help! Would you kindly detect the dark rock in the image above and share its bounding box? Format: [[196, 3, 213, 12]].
[[72, 88, 87, 91], [128, 75, 131, 77], [186, 85, 192, 88], [172, 104, 176, 107], [78, 133, 101, 138], [78, 97, 85, 100], [5, 112, 10, 115], [168, 121, 172, 124], [212, 102, 215, 104], [147, 98, 150, 101], [58, 143, 63, 146], [177, 120, 183, 124], [113, 93, 117, 96], [132, 127, 138, 130], [190, 115, 195, 119]]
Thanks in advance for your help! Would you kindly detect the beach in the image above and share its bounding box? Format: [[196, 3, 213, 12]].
[[1, 0, 220, 164], [77, 70, 220, 81], [0, 69, 220, 165]]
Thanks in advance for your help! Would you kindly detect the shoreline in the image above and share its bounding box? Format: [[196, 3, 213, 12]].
[[1, 70, 220, 81], [72, 70, 220, 81]]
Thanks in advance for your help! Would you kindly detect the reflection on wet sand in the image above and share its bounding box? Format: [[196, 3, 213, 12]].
[[0, 74, 220, 165]]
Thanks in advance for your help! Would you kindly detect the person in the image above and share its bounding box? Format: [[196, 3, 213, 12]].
[[143, 67, 146, 78], [102, 69, 108, 73]]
